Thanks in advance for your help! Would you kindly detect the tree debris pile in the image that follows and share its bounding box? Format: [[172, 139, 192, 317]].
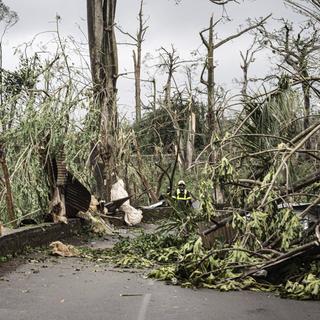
[[78, 203, 320, 300], [1, 0, 320, 303]]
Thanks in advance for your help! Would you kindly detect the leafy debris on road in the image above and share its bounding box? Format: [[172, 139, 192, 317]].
[[77, 225, 320, 300]]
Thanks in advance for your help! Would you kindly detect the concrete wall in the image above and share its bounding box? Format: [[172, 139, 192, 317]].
[[0, 219, 82, 257]]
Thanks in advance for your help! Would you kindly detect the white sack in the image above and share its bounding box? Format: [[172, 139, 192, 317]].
[[111, 179, 143, 226]]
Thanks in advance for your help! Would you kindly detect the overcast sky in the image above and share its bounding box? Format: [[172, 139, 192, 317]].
[[1, 0, 305, 118]]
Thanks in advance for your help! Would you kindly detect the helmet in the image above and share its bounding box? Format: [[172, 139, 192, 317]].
[[178, 180, 186, 186]]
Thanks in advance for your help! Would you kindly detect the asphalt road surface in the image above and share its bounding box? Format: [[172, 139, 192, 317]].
[[0, 252, 319, 320]]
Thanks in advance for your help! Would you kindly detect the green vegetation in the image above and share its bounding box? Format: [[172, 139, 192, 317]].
[[1, 0, 320, 302], [78, 228, 320, 300]]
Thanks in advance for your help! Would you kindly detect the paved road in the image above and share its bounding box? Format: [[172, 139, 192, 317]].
[[0, 251, 319, 320]]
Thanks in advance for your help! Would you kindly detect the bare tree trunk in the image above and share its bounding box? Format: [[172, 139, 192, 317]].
[[207, 17, 215, 136], [240, 40, 262, 112], [302, 70, 311, 150], [152, 78, 157, 112], [200, 14, 270, 141], [133, 48, 142, 122], [117, 0, 147, 123], [200, 16, 215, 138], [0, 145, 15, 227], [240, 53, 248, 99], [133, 0, 147, 123], [185, 70, 196, 169], [186, 103, 196, 169], [164, 68, 173, 110], [87, 0, 118, 201], [161, 47, 183, 170]]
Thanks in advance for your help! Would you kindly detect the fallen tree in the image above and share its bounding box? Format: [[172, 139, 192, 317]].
[[78, 77, 320, 300]]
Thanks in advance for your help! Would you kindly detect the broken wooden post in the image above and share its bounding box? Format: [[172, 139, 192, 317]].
[[48, 151, 67, 224]]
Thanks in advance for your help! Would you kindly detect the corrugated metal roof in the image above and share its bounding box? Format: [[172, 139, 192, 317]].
[[65, 173, 91, 213]]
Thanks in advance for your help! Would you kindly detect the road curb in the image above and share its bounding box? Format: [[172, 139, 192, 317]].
[[0, 219, 82, 257]]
